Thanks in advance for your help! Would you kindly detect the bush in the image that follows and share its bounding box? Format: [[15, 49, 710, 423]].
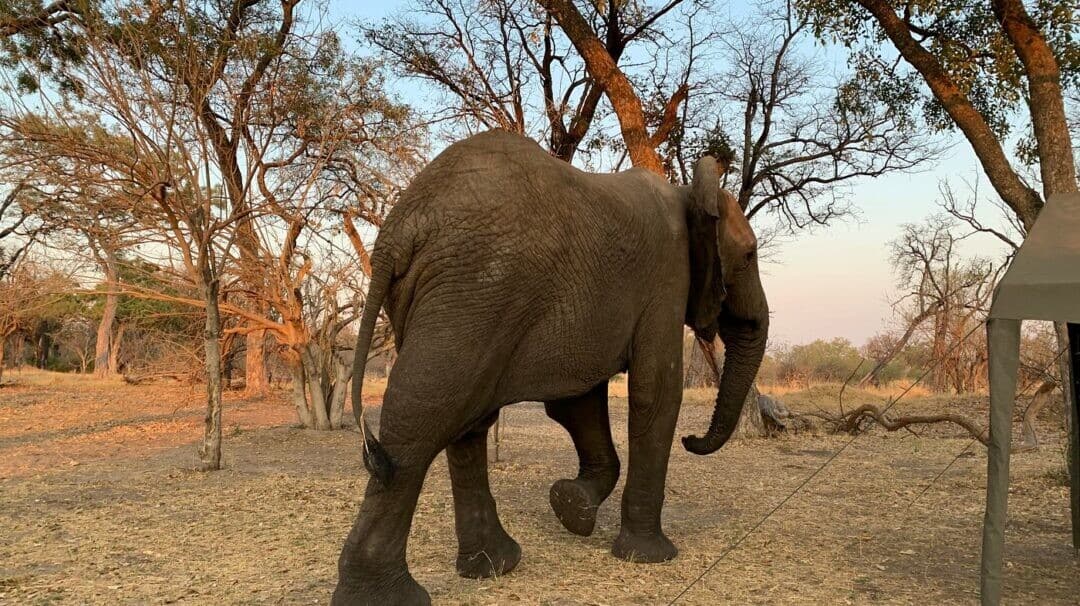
[[775, 338, 862, 385]]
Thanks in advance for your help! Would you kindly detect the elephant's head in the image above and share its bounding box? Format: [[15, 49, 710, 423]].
[[681, 156, 770, 455]]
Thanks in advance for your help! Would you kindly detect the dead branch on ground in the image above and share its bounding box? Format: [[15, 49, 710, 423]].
[[816, 403, 989, 445]]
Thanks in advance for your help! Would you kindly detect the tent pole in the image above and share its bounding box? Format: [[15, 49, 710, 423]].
[[1068, 323, 1080, 551], [981, 318, 1021, 605]]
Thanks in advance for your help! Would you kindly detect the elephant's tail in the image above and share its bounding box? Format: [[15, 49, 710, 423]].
[[351, 252, 395, 487]]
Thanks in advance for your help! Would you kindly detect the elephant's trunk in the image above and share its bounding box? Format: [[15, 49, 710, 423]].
[[682, 309, 768, 456]]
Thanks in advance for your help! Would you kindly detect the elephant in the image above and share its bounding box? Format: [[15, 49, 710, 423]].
[[333, 130, 769, 605]]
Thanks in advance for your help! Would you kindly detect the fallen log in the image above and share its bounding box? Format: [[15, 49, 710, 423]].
[[834, 403, 989, 446]]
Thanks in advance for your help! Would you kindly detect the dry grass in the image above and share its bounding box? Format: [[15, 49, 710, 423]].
[[0, 371, 1076, 604], [763, 380, 936, 402]]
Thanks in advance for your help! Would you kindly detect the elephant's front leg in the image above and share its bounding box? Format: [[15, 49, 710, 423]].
[[544, 382, 621, 536], [612, 320, 682, 563], [447, 412, 521, 579]]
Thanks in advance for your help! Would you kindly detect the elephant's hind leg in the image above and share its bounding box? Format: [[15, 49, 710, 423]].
[[332, 432, 435, 606], [545, 381, 621, 536], [334, 385, 461, 605], [447, 412, 521, 579]]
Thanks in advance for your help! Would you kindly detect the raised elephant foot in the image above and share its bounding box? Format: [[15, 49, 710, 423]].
[[549, 478, 605, 536], [611, 529, 678, 563], [331, 570, 430, 606], [456, 530, 522, 579]]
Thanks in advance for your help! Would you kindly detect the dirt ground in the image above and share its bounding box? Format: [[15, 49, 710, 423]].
[[0, 369, 1076, 605]]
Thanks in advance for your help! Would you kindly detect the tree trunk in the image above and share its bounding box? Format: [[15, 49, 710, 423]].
[[302, 346, 332, 430], [245, 328, 269, 396], [1057, 322, 1077, 479], [290, 362, 314, 428], [94, 258, 119, 378], [684, 337, 716, 388], [537, 0, 666, 175], [1019, 380, 1056, 450], [35, 329, 50, 369], [1065, 322, 1079, 549], [93, 291, 118, 377], [328, 354, 349, 429], [0, 335, 6, 384], [854, 0, 1044, 227], [991, 0, 1078, 201], [931, 311, 949, 391], [107, 322, 124, 376], [733, 385, 765, 439], [1058, 326, 1075, 520], [196, 278, 224, 472], [13, 333, 23, 369]]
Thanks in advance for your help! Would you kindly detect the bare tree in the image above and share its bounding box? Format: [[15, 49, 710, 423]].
[[536, 0, 691, 174], [0, 180, 48, 279], [882, 216, 1001, 392], [367, 0, 696, 165], [682, 2, 936, 229]]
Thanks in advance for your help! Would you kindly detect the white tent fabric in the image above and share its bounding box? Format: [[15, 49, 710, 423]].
[[981, 192, 1080, 605]]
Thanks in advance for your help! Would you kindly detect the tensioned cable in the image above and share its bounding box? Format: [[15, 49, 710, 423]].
[[900, 345, 1070, 514], [667, 321, 985, 604]]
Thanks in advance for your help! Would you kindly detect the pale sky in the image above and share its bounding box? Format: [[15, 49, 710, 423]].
[[339, 1, 1014, 347]]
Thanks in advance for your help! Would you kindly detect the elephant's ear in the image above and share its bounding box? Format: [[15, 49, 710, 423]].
[[686, 156, 726, 338]]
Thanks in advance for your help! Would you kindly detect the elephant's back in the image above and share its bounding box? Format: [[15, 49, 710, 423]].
[[395, 130, 680, 241], [378, 130, 687, 364], [398, 130, 588, 215]]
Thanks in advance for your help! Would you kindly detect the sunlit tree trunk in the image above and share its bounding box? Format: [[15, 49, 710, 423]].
[[733, 386, 764, 439], [34, 328, 50, 369], [245, 328, 269, 396], [1056, 322, 1075, 448], [94, 293, 117, 376], [93, 254, 119, 378]]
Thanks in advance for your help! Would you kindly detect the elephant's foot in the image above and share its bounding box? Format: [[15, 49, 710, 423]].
[[331, 569, 430, 606], [549, 478, 605, 536], [611, 528, 678, 563], [456, 528, 521, 579]]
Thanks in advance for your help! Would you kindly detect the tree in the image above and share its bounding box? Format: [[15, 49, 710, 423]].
[[683, 2, 936, 229], [0, 259, 69, 383], [0, 183, 43, 279], [0, 0, 89, 94], [800, 0, 1077, 226], [2, 1, 310, 469], [3, 0, 420, 436], [536, 0, 690, 173], [801, 0, 1078, 477], [886, 216, 1001, 392], [774, 337, 863, 384], [367, 0, 696, 164]]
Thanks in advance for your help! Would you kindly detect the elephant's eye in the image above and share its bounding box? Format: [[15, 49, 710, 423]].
[[745, 250, 756, 263]]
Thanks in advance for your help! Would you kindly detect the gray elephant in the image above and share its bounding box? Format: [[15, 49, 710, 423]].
[[333, 130, 768, 605]]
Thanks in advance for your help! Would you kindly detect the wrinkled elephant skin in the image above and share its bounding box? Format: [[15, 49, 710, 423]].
[[333, 131, 769, 605]]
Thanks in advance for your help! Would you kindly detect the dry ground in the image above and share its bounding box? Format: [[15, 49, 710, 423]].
[[0, 369, 1076, 604]]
